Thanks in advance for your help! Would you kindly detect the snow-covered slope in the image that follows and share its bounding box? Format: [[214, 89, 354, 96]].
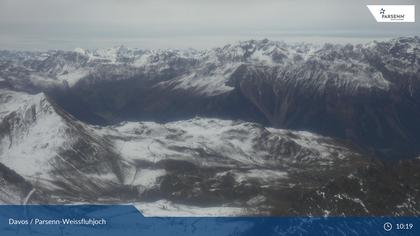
[[94, 117, 379, 215], [98, 118, 360, 168], [0, 90, 125, 200], [0, 90, 69, 179], [135, 200, 245, 217], [0, 162, 46, 204]]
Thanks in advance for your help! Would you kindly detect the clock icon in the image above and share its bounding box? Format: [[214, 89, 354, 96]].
[[384, 222, 393, 232]]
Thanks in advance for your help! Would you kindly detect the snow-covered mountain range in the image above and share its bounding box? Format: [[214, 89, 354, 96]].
[[0, 37, 419, 216], [2, 37, 419, 157], [2, 37, 418, 93]]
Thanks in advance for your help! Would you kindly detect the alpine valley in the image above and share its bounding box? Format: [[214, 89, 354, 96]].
[[0, 37, 419, 216]]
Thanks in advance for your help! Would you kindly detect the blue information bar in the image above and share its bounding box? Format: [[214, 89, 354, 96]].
[[0, 205, 418, 236]]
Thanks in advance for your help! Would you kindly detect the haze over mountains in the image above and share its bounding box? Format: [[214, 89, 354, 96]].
[[0, 37, 419, 216]]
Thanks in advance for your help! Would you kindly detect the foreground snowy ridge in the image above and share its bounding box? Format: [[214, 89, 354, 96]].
[[0, 90, 379, 215]]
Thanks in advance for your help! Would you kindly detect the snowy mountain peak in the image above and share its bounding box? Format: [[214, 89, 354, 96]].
[[0, 90, 67, 178], [0, 90, 125, 197]]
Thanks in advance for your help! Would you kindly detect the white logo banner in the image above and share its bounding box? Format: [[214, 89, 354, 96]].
[[367, 5, 415, 23]]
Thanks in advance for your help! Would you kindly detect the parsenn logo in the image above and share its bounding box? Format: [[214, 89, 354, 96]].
[[380, 8, 386, 15], [367, 5, 415, 23], [379, 7, 404, 21]]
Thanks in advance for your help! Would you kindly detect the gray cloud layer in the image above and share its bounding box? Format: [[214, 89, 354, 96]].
[[0, 0, 419, 50]]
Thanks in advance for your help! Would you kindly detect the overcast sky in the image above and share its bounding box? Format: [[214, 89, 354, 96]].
[[0, 0, 419, 50]]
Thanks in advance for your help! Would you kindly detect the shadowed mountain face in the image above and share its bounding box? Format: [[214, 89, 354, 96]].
[[229, 63, 420, 159], [0, 37, 420, 216]]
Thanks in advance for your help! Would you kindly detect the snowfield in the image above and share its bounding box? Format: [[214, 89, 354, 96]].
[[97, 117, 359, 169], [135, 200, 246, 217]]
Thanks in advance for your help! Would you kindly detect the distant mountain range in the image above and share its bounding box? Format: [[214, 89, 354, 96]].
[[0, 37, 419, 216]]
